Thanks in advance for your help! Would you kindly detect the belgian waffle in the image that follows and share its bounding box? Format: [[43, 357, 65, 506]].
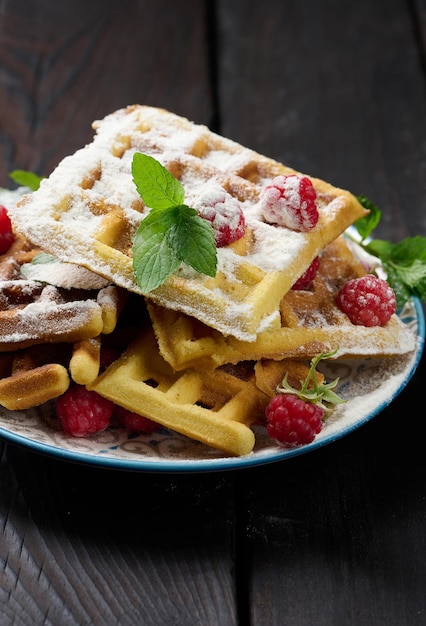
[[0, 233, 126, 351], [9, 105, 367, 341], [0, 232, 127, 408], [147, 236, 416, 370], [87, 326, 319, 456]]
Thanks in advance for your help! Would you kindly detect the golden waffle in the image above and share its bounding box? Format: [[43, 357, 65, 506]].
[[253, 358, 324, 398], [0, 326, 132, 410], [0, 232, 128, 408], [87, 327, 318, 456], [0, 343, 72, 410], [0, 233, 126, 352], [148, 236, 416, 370], [9, 105, 367, 341]]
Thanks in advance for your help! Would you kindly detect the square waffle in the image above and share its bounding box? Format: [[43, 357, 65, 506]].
[[0, 232, 127, 409], [9, 105, 367, 341], [147, 236, 416, 370], [0, 233, 125, 351], [87, 326, 320, 457]]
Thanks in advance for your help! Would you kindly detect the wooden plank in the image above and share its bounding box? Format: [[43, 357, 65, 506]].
[[215, 0, 426, 241], [0, 0, 214, 182], [235, 394, 426, 625], [214, 0, 426, 623], [1, 446, 238, 625]]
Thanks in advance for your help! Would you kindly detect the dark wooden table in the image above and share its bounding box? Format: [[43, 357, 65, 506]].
[[1, 1, 425, 624]]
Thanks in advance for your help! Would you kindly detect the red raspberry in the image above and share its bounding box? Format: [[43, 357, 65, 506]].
[[194, 184, 246, 246], [114, 405, 159, 434], [265, 393, 324, 448], [292, 256, 320, 290], [56, 385, 114, 437], [260, 174, 319, 232], [336, 275, 396, 326], [0, 205, 15, 254]]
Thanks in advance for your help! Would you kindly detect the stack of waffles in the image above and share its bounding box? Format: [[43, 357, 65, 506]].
[[0, 231, 127, 410], [3, 105, 416, 455]]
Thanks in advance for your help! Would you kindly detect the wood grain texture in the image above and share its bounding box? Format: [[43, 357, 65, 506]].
[[0, 0, 213, 182], [1, 446, 238, 625], [215, 0, 426, 242], [236, 367, 426, 625]]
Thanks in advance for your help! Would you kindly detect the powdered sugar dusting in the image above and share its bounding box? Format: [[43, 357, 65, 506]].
[[21, 259, 110, 290], [1, 299, 101, 344], [8, 105, 367, 341]]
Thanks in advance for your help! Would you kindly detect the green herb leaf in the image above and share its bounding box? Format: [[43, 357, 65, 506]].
[[132, 208, 181, 292], [170, 206, 217, 276], [346, 195, 426, 307], [384, 257, 426, 308], [9, 169, 43, 191], [391, 235, 426, 264], [363, 238, 394, 261], [131, 153, 217, 292], [354, 195, 382, 240], [362, 236, 426, 307], [132, 153, 184, 209]]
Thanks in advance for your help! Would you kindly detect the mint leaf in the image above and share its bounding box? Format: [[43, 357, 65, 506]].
[[9, 169, 43, 191], [383, 257, 426, 308], [277, 349, 345, 412], [132, 205, 217, 292], [354, 195, 381, 240], [346, 195, 426, 307], [169, 206, 217, 276], [384, 263, 413, 309], [21, 253, 57, 281], [132, 153, 184, 209], [363, 238, 394, 261], [132, 208, 181, 292], [390, 259, 426, 295], [21, 252, 57, 280], [363, 235, 426, 307], [131, 153, 218, 292], [391, 235, 426, 264]]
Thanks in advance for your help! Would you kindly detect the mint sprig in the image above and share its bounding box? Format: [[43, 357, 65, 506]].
[[349, 195, 426, 309], [9, 169, 43, 191], [131, 153, 217, 292]]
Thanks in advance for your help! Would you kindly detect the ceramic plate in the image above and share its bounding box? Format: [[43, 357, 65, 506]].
[[0, 297, 423, 472]]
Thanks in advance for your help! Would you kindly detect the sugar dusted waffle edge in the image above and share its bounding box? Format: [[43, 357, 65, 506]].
[[147, 237, 417, 371], [9, 105, 368, 341]]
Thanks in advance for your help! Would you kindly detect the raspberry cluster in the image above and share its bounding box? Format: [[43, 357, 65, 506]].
[[56, 384, 160, 438]]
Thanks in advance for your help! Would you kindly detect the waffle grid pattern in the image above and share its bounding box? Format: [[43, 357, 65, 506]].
[[10, 105, 367, 341]]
